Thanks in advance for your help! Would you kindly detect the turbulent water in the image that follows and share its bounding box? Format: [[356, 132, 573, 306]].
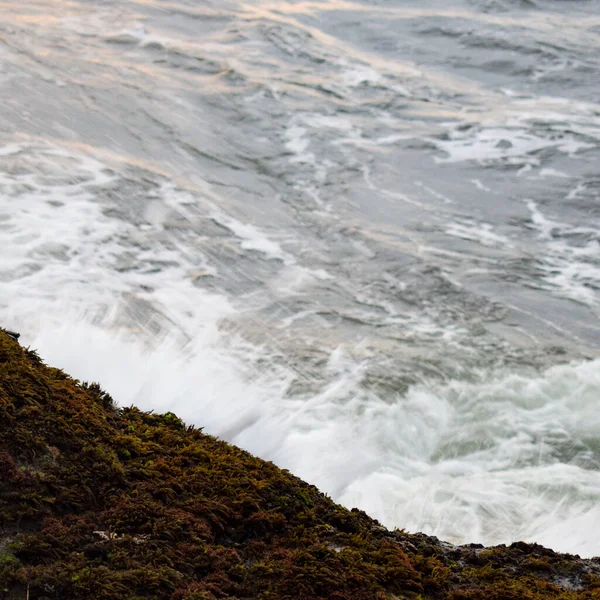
[[2, 0, 600, 556]]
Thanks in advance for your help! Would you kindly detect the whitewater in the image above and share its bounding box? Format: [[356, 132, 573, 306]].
[[2, 0, 600, 556]]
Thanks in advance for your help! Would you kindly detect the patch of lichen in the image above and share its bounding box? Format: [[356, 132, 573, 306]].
[[1, 330, 599, 599]]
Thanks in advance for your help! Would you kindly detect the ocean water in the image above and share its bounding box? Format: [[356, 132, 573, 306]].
[[2, 0, 600, 556]]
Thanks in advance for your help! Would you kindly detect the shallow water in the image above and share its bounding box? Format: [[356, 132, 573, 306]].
[[2, 0, 600, 556]]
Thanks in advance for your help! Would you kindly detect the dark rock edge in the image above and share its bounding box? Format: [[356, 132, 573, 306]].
[[0, 329, 599, 600]]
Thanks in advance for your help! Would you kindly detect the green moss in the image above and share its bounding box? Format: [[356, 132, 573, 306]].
[[0, 329, 599, 599]]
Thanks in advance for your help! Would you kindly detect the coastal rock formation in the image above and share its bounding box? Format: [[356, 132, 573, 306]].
[[0, 329, 599, 600]]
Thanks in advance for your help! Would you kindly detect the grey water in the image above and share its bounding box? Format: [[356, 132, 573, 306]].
[[2, 0, 600, 555]]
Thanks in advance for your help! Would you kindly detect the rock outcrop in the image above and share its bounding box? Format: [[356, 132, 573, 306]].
[[0, 330, 599, 599]]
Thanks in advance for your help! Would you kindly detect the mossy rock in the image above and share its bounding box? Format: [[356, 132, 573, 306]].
[[0, 330, 599, 599]]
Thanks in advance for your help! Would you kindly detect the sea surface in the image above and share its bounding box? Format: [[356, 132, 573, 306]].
[[2, 0, 600, 556]]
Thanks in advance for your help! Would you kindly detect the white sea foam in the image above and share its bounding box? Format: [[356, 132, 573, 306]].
[[285, 126, 311, 158], [105, 24, 148, 45], [526, 200, 600, 307], [434, 96, 599, 165], [434, 124, 592, 165], [0, 142, 233, 342], [336, 359, 600, 556], [284, 112, 356, 173], [445, 221, 513, 248], [471, 178, 491, 192], [539, 168, 570, 179], [0, 139, 307, 342], [338, 59, 383, 87], [210, 209, 295, 265]]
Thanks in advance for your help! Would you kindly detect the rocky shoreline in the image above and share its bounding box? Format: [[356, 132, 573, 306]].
[[0, 329, 598, 599]]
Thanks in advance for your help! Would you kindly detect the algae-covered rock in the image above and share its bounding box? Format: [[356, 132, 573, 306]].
[[0, 329, 599, 599]]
